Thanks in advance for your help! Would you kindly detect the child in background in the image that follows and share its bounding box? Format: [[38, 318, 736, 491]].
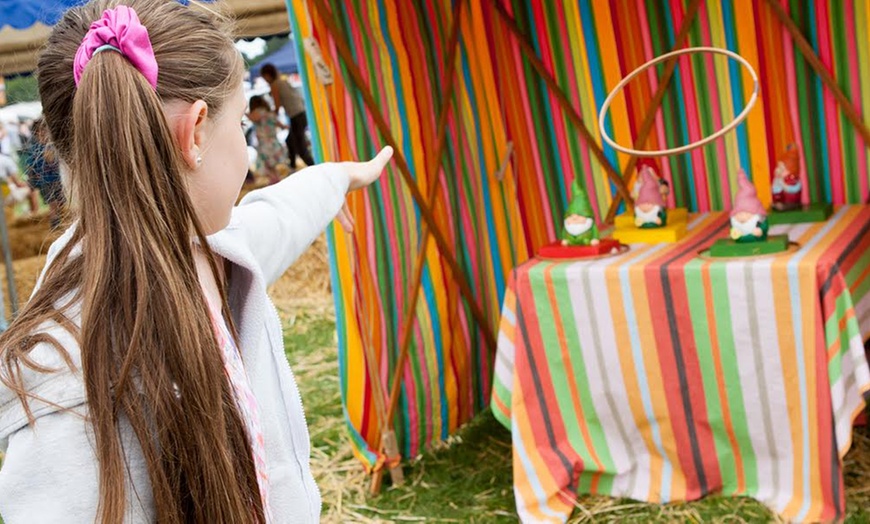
[[0, 152, 33, 210], [248, 95, 287, 184], [0, 1, 392, 522]]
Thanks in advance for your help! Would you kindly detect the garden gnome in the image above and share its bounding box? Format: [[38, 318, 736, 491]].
[[634, 158, 670, 202], [730, 170, 769, 243], [634, 166, 667, 228], [561, 179, 599, 246], [771, 143, 802, 210]]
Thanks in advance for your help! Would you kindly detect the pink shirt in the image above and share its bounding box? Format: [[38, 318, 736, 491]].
[[208, 301, 273, 521]]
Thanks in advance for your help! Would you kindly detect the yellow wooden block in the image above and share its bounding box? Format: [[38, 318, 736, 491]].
[[614, 207, 688, 229], [612, 222, 688, 244]]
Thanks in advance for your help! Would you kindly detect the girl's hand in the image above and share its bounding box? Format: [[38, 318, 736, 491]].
[[344, 146, 393, 191], [335, 146, 393, 232], [336, 202, 356, 233]]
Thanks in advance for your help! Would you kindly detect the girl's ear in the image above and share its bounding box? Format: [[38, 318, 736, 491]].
[[172, 100, 209, 170]]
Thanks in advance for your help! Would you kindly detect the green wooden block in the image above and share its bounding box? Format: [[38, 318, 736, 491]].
[[767, 203, 833, 225], [709, 234, 790, 258]]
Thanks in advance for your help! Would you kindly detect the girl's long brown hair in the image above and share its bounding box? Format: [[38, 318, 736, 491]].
[[0, 0, 266, 522]]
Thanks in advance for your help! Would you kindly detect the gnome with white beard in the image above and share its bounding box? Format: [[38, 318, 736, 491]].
[[730, 170, 769, 243], [634, 166, 667, 228], [561, 179, 599, 246]]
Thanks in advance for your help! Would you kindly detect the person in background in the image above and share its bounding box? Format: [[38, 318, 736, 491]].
[[16, 119, 33, 156], [0, 151, 34, 208], [260, 63, 315, 169], [248, 95, 287, 184], [23, 119, 64, 228], [15, 119, 34, 170]]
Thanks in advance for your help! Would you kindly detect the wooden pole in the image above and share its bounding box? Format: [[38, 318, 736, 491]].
[[385, 0, 465, 458], [352, 269, 394, 494], [373, 0, 466, 492], [488, 0, 633, 208], [0, 205, 16, 328], [307, 0, 498, 492], [762, 0, 870, 149], [307, 0, 496, 351], [603, 0, 703, 224]]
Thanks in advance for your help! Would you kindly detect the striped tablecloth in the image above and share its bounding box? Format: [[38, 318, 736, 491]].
[[491, 207, 870, 523]]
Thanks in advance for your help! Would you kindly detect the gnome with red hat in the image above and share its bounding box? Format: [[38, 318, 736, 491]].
[[730, 170, 769, 243], [771, 143, 802, 210], [634, 166, 667, 228]]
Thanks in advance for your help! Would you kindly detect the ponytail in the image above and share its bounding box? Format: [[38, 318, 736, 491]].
[[71, 47, 264, 524]]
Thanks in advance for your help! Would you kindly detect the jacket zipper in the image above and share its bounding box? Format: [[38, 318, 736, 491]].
[[265, 294, 323, 518]]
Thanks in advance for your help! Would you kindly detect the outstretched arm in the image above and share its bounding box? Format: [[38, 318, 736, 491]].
[[221, 147, 392, 285]]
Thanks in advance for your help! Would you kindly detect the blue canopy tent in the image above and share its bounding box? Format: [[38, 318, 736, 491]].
[[0, 0, 289, 76], [249, 38, 299, 79], [0, 0, 87, 29], [0, 0, 86, 76], [0, 0, 212, 28]]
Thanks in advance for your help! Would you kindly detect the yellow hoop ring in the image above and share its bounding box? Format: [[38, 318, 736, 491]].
[[598, 47, 759, 157]]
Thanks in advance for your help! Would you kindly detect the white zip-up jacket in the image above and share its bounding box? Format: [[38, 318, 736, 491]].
[[0, 163, 350, 522]]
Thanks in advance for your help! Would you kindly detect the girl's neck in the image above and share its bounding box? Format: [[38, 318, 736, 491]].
[[192, 243, 223, 311]]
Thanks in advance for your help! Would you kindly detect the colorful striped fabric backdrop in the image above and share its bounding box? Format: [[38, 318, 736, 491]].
[[285, 0, 870, 471], [287, 0, 525, 469], [488, 0, 870, 251]]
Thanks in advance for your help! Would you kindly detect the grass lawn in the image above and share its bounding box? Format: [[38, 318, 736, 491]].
[[286, 313, 870, 523]]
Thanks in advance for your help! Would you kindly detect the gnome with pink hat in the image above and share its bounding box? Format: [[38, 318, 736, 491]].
[[730, 169, 769, 243], [634, 166, 667, 228]]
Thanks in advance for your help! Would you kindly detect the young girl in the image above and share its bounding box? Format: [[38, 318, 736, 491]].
[[0, 1, 391, 522], [248, 95, 287, 184]]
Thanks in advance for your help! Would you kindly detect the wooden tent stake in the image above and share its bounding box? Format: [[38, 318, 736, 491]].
[[603, 0, 703, 224], [353, 255, 398, 494], [344, 237, 398, 494]]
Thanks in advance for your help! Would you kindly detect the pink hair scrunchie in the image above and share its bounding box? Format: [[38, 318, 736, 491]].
[[73, 5, 158, 89]]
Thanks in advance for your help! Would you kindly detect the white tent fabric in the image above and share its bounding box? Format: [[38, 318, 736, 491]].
[[0, 0, 289, 76]]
